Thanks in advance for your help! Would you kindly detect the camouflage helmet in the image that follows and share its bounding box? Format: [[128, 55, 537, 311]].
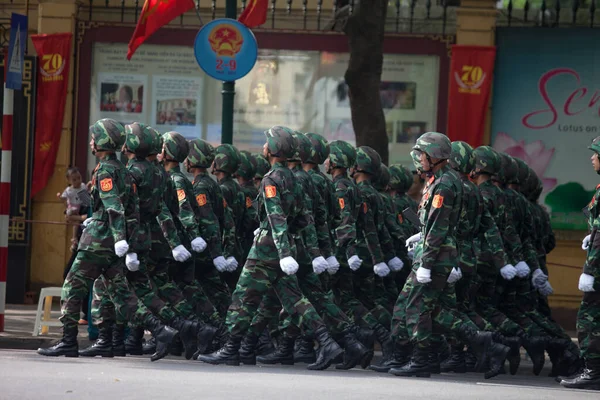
[[410, 150, 422, 173], [148, 127, 163, 156], [389, 164, 412, 192], [305, 132, 330, 164], [187, 139, 215, 168], [589, 136, 600, 153], [264, 126, 296, 159], [449, 141, 474, 174], [236, 150, 257, 180], [513, 157, 529, 186], [162, 131, 190, 163], [289, 131, 314, 163], [214, 144, 241, 174], [328, 140, 356, 169], [413, 132, 452, 159], [254, 153, 271, 179], [90, 118, 125, 151], [501, 154, 520, 185], [124, 123, 153, 158], [472, 146, 500, 175], [522, 166, 538, 198], [355, 146, 381, 176], [374, 164, 390, 191]]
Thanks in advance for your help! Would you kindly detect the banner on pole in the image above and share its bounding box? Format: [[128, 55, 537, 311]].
[[30, 33, 73, 198], [446, 45, 496, 147], [6, 13, 28, 90]]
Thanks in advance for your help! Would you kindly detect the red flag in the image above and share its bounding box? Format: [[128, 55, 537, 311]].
[[238, 0, 268, 28], [30, 33, 73, 198], [127, 0, 195, 60]]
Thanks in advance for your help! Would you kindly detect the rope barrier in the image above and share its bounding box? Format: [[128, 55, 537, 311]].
[[9, 218, 81, 226]]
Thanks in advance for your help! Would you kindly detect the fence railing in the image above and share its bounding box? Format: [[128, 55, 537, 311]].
[[497, 0, 600, 27]]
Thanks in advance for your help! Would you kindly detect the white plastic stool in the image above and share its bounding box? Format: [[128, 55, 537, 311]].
[[32, 287, 63, 336]]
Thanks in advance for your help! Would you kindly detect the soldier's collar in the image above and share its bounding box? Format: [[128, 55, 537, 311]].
[[272, 161, 286, 169], [99, 153, 118, 161]]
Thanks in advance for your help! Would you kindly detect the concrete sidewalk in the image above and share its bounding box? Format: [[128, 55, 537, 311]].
[[0, 304, 94, 350]]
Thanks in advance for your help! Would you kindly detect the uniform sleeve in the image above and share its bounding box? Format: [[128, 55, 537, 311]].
[[241, 191, 258, 237], [334, 183, 357, 260], [193, 183, 223, 259], [97, 169, 127, 244], [421, 184, 454, 270], [313, 186, 333, 258], [519, 198, 540, 271], [156, 198, 182, 250], [501, 196, 524, 265], [356, 193, 384, 265], [262, 176, 292, 260], [541, 207, 556, 254], [221, 205, 238, 259], [383, 196, 404, 254], [173, 177, 201, 241], [480, 207, 508, 271]]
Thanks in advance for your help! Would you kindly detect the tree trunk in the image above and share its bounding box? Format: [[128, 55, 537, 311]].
[[344, 0, 389, 165]]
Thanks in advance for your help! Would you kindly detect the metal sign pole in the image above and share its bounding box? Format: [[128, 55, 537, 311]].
[[220, 0, 237, 145]]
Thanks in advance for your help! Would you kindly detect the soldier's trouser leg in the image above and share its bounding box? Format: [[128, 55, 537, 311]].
[[147, 257, 197, 320], [354, 266, 392, 327], [248, 288, 283, 337], [196, 257, 232, 318], [498, 277, 547, 337], [577, 292, 600, 362], [330, 262, 380, 328], [91, 277, 116, 326], [170, 257, 220, 322], [391, 274, 414, 345], [456, 272, 493, 331], [380, 274, 398, 312], [226, 259, 326, 338]]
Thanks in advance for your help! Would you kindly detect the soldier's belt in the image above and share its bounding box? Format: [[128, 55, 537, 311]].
[[91, 211, 108, 222]]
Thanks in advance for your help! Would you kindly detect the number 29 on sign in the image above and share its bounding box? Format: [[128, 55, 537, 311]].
[[216, 58, 237, 74]]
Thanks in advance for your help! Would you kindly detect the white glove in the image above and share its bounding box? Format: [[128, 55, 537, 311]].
[[114, 240, 129, 258], [213, 256, 228, 272], [582, 234, 591, 251], [125, 253, 140, 272], [416, 266, 432, 284], [388, 257, 404, 272], [405, 233, 422, 248], [578, 273, 596, 292], [374, 262, 390, 277], [312, 256, 329, 275], [500, 264, 518, 280], [172, 244, 192, 262], [326, 256, 340, 275], [225, 257, 239, 272], [82, 218, 92, 228], [532, 268, 548, 288], [254, 228, 261, 237], [538, 281, 554, 296], [348, 255, 362, 271], [191, 237, 207, 253], [280, 256, 299, 275], [515, 261, 530, 278], [407, 249, 415, 260], [447, 267, 462, 284]]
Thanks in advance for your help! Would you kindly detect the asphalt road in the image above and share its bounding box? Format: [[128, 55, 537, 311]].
[[1, 349, 598, 400]]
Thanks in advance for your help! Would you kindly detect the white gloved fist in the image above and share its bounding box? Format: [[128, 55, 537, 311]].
[[312, 256, 329, 275], [538, 281, 554, 296], [114, 240, 129, 258], [515, 261, 530, 278], [501, 264, 518, 280], [225, 257, 239, 272], [532, 269, 548, 288], [254, 228, 261, 237], [374, 262, 390, 277], [82, 218, 92, 228], [213, 256, 228, 272], [280, 256, 299, 275], [172, 244, 192, 262], [125, 253, 140, 272], [405, 233, 422, 248], [582, 234, 591, 251], [191, 237, 207, 253], [326, 256, 340, 275], [388, 257, 404, 272], [407, 249, 415, 261], [578, 273, 596, 292], [348, 255, 363, 271], [416, 266, 432, 284], [447, 267, 462, 284]]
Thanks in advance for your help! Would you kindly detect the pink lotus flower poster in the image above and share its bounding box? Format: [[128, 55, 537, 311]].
[[491, 29, 600, 230]]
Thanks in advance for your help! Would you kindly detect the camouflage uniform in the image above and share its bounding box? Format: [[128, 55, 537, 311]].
[[253, 153, 271, 189], [235, 150, 259, 265]]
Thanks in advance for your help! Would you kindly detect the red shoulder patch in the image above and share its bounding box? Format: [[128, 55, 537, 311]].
[[339, 198, 345, 210], [265, 186, 277, 199], [100, 178, 113, 192]]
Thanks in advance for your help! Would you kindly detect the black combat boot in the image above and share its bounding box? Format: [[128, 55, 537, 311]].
[[336, 329, 371, 370], [196, 321, 218, 357], [294, 335, 316, 364], [353, 325, 376, 353], [146, 315, 178, 362], [307, 327, 344, 371], [125, 326, 145, 355], [142, 337, 156, 355], [440, 345, 466, 373], [556, 363, 585, 383], [37, 325, 79, 357], [484, 341, 510, 379], [257, 335, 295, 365], [170, 336, 184, 357], [465, 347, 477, 372], [170, 317, 208, 360], [79, 323, 113, 357], [239, 332, 259, 365], [560, 359, 600, 390], [193, 322, 228, 360], [389, 347, 431, 377], [429, 351, 441, 374], [369, 341, 412, 373], [373, 323, 394, 363], [457, 326, 492, 372], [493, 332, 521, 375], [255, 329, 276, 356], [112, 324, 126, 357], [556, 349, 583, 379], [522, 335, 547, 376], [197, 335, 242, 366]]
